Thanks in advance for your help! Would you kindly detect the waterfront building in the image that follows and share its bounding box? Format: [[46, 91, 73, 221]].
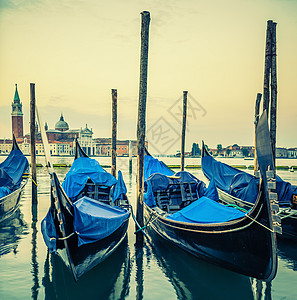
[[288, 148, 297, 158], [1, 85, 146, 156], [276, 147, 288, 158]]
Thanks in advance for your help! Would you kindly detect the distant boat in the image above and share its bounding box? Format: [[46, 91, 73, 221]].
[[0, 134, 29, 223]]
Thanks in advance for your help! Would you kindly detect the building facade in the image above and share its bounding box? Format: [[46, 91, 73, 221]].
[[1, 85, 147, 156]]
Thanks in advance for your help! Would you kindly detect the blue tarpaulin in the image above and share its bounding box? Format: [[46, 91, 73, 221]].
[[41, 196, 130, 251], [143, 156, 208, 207], [73, 197, 130, 247], [204, 178, 220, 201], [202, 154, 294, 206], [0, 149, 29, 198], [113, 170, 127, 201], [202, 155, 242, 193], [167, 196, 246, 223], [143, 154, 246, 224], [41, 209, 58, 253], [144, 155, 174, 181], [62, 157, 126, 202]]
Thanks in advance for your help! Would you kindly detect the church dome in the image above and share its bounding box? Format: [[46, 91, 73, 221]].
[[55, 114, 69, 131]]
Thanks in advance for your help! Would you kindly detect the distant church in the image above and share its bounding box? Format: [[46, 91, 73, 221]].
[[11, 84, 23, 138]]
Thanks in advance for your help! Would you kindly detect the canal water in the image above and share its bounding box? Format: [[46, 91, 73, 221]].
[[0, 156, 297, 300]]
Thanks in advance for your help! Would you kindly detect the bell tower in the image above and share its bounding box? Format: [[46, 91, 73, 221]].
[[11, 84, 23, 138]]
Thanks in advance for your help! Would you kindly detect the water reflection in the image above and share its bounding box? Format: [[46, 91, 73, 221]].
[[31, 202, 39, 299], [135, 244, 144, 300], [277, 239, 297, 271], [145, 229, 254, 300], [42, 237, 131, 299], [250, 279, 272, 300], [0, 208, 28, 257]]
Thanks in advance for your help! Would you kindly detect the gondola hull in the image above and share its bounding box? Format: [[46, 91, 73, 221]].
[[46, 157, 130, 281], [144, 189, 277, 281], [217, 188, 297, 241], [0, 182, 27, 223], [55, 216, 129, 279]]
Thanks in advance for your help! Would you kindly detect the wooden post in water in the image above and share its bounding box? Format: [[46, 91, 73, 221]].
[[270, 22, 277, 165], [254, 93, 262, 172], [111, 89, 117, 177], [30, 83, 37, 203], [136, 11, 151, 244], [181, 91, 188, 171], [263, 20, 273, 114], [129, 140, 133, 174]]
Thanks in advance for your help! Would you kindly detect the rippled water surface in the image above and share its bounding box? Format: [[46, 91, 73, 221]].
[[0, 156, 297, 299]]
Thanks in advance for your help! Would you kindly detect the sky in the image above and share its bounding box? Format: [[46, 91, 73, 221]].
[[0, 0, 296, 155]]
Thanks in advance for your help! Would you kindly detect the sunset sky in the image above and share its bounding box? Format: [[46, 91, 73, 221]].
[[0, 0, 296, 154]]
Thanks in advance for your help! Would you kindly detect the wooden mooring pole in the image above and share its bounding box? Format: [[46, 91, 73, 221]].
[[30, 83, 37, 203], [270, 22, 277, 166], [136, 11, 151, 245], [129, 140, 133, 174], [254, 93, 262, 173], [263, 20, 273, 114], [111, 89, 117, 177], [181, 91, 188, 171]]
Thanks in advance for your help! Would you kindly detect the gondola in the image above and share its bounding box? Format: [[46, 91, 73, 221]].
[[143, 112, 279, 281], [201, 139, 297, 241], [0, 134, 29, 223], [39, 112, 130, 280]]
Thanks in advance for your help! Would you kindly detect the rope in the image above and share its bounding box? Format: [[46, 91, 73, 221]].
[[225, 204, 248, 213], [50, 231, 78, 241], [279, 208, 297, 220], [127, 204, 149, 238], [245, 214, 274, 233], [135, 214, 159, 233], [23, 174, 38, 186]]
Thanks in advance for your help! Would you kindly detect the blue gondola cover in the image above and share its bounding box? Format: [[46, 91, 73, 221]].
[[41, 209, 59, 252], [41, 196, 130, 250], [0, 148, 29, 197], [62, 157, 126, 202], [202, 154, 294, 206], [204, 178, 220, 201], [144, 156, 207, 207], [167, 196, 246, 223], [73, 197, 129, 247], [144, 155, 174, 181], [113, 170, 127, 201]]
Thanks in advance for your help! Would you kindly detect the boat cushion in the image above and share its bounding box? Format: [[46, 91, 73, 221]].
[[166, 196, 246, 223]]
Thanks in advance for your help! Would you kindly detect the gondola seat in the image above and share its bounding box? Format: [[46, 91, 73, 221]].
[[77, 178, 114, 206]]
